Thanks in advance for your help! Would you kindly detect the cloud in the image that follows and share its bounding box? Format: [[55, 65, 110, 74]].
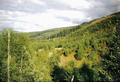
[[29, 0, 46, 6], [84, 0, 120, 18], [0, 0, 47, 13], [47, 9, 91, 24], [0, 0, 120, 32], [12, 11, 75, 32], [57, 0, 90, 9]]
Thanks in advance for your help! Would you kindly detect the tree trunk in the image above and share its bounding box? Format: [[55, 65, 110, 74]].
[[20, 46, 23, 82], [8, 30, 10, 82]]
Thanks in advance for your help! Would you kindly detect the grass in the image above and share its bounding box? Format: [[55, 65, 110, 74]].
[[58, 51, 86, 68]]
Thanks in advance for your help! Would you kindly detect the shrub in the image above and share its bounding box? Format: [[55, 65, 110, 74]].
[[94, 44, 98, 52], [74, 62, 99, 81], [88, 51, 96, 61], [68, 60, 75, 67], [64, 48, 69, 56], [77, 46, 85, 60]]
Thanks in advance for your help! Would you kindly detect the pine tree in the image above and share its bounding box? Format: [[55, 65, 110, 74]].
[[88, 51, 96, 61], [0, 29, 10, 82], [77, 45, 85, 60], [0, 29, 30, 81]]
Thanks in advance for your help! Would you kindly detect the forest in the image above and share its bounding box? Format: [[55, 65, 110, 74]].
[[0, 12, 120, 82]]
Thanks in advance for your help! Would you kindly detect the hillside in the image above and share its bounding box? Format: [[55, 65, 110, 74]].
[[47, 15, 114, 39], [0, 12, 120, 82], [27, 26, 75, 39], [29, 12, 120, 81]]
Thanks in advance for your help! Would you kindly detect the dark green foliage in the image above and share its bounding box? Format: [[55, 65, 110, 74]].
[[52, 65, 65, 82], [73, 63, 99, 81], [100, 27, 120, 81], [52, 63, 100, 82], [52, 65, 74, 82]]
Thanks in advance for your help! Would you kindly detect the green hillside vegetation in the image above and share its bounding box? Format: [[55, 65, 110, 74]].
[[48, 25, 82, 39], [27, 26, 75, 39], [0, 12, 120, 82]]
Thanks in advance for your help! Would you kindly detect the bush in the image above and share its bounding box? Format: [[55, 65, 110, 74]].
[[88, 51, 96, 60], [68, 60, 75, 67], [52, 66, 74, 82], [94, 44, 98, 52], [64, 48, 69, 56], [74, 62, 99, 81]]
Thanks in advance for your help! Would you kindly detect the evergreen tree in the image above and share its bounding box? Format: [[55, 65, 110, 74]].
[[0, 29, 12, 82], [0, 29, 30, 81], [88, 51, 96, 61], [77, 45, 85, 60], [74, 62, 99, 81]]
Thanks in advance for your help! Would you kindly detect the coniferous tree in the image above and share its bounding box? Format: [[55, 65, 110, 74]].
[[0, 29, 10, 82], [88, 51, 96, 61], [0, 29, 30, 82], [77, 45, 85, 60]]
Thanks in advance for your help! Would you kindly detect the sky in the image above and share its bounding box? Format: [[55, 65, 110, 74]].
[[0, 0, 120, 32]]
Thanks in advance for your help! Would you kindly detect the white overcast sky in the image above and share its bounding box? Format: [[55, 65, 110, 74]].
[[0, 0, 120, 32]]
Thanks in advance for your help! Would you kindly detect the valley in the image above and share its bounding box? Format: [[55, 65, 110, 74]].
[[0, 12, 120, 82]]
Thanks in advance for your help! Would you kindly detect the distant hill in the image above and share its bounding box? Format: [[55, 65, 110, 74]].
[[48, 25, 82, 39], [27, 26, 76, 39], [28, 12, 120, 40], [0, 30, 2, 36]]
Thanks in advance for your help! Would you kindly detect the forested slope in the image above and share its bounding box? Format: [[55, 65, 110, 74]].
[[27, 26, 75, 39], [0, 12, 120, 82]]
